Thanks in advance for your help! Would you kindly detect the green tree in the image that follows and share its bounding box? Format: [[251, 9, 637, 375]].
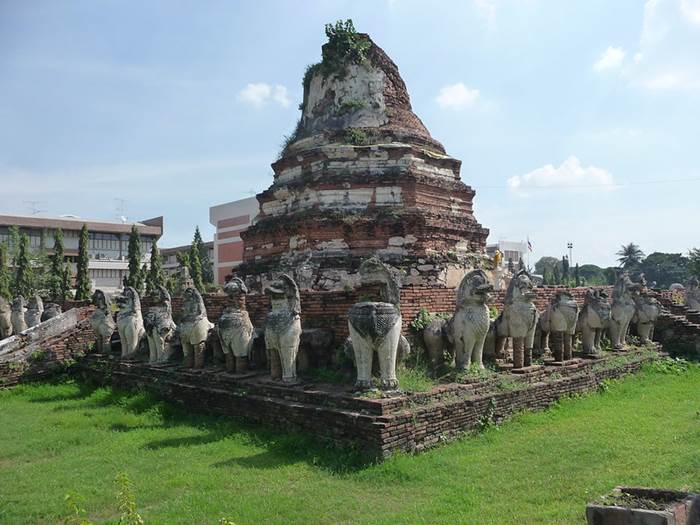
[[192, 227, 213, 284], [145, 241, 166, 295], [61, 264, 73, 301], [535, 256, 560, 276], [126, 226, 144, 293], [562, 256, 570, 283], [542, 267, 551, 285], [189, 241, 204, 293], [616, 243, 645, 270], [604, 267, 618, 285], [688, 248, 700, 279], [574, 263, 581, 287], [12, 234, 34, 297], [74, 224, 91, 300], [578, 264, 606, 285], [639, 252, 689, 288], [0, 243, 11, 299], [552, 265, 562, 285], [48, 228, 68, 300]]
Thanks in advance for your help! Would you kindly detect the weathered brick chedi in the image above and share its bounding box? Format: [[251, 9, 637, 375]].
[[239, 24, 488, 291]]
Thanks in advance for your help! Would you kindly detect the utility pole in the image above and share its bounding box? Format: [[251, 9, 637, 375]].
[[567, 242, 573, 266]]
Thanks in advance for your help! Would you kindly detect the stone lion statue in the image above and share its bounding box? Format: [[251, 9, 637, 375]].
[[115, 286, 145, 359], [348, 258, 404, 390], [686, 277, 700, 311], [25, 294, 44, 328], [218, 278, 255, 373], [422, 316, 454, 370], [0, 296, 12, 339], [143, 285, 177, 364], [11, 296, 28, 335], [265, 274, 302, 383], [545, 291, 579, 362], [633, 294, 661, 343], [495, 270, 539, 369], [90, 290, 116, 354], [609, 272, 641, 350], [41, 303, 62, 322], [576, 288, 611, 355], [451, 269, 494, 370], [179, 286, 214, 368]]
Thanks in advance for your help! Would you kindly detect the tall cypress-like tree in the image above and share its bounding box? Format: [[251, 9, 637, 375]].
[[7, 225, 20, 266], [193, 226, 213, 284], [146, 241, 165, 294], [74, 224, 91, 300], [12, 234, 34, 297], [575, 263, 581, 287], [0, 243, 11, 299], [48, 228, 67, 300], [126, 225, 144, 293], [189, 241, 205, 293]]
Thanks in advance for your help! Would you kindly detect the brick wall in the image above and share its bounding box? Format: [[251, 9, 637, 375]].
[[0, 307, 95, 387], [75, 348, 660, 460]]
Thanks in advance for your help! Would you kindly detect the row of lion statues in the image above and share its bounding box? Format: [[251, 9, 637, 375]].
[[423, 270, 662, 371], [0, 295, 62, 339]]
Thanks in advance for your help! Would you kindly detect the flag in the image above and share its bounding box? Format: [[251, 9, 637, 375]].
[[527, 238, 533, 252]]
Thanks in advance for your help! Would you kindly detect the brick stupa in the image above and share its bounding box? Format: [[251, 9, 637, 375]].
[[239, 26, 489, 291]]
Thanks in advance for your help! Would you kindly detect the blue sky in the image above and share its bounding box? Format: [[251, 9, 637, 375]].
[[1, 0, 698, 266]]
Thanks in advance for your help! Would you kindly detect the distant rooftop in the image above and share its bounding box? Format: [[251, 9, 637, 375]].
[[0, 214, 163, 237], [161, 241, 213, 255]]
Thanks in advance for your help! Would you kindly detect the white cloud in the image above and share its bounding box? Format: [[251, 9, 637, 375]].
[[593, 46, 627, 72], [435, 83, 480, 110], [626, 0, 700, 90], [681, 0, 700, 24], [473, 0, 497, 25], [237, 83, 290, 108], [507, 156, 615, 196]]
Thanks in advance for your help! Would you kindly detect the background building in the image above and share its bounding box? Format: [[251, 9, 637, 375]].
[[161, 241, 214, 278], [486, 240, 529, 268], [209, 197, 259, 285], [0, 214, 163, 293]]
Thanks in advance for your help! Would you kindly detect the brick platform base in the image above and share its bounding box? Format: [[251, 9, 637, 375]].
[[74, 346, 661, 460]]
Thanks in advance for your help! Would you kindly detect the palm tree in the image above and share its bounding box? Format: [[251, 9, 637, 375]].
[[616, 243, 645, 270]]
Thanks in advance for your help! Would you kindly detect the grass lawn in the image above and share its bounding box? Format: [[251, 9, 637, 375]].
[[1, 362, 699, 525]]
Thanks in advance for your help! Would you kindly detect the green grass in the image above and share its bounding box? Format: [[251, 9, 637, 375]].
[[1, 364, 700, 524]]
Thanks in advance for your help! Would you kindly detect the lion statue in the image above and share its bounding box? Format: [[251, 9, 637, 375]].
[[545, 291, 579, 362], [495, 270, 539, 369], [633, 294, 661, 343], [348, 258, 405, 390], [25, 294, 44, 328], [265, 274, 302, 383], [686, 277, 700, 311], [11, 296, 28, 334], [576, 288, 611, 355], [90, 290, 116, 354], [115, 286, 145, 359], [0, 296, 12, 339], [41, 303, 62, 322], [609, 272, 641, 349], [422, 316, 454, 370], [218, 278, 255, 373], [143, 285, 177, 364], [451, 269, 494, 370], [179, 286, 214, 368]]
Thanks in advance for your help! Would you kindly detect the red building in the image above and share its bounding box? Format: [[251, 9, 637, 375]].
[[208, 197, 259, 285]]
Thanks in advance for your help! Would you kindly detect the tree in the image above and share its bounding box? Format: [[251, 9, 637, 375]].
[[48, 228, 68, 300], [535, 256, 560, 276], [7, 225, 20, 266], [189, 242, 205, 293], [74, 224, 91, 300], [552, 265, 562, 285], [60, 264, 72, 301], [574, 263, 581, 287], [145, 241, 165, 295], [126, 225, 144, 293], [12, 234, 34, 297], [192, 227, 213, 284], [687, 248, 700, 280], [639, 252, 689, 288], [542, 267, 551, 285], [562, 255, 570, 282], [0, 243, 11, 299], [617, 243, 644, 270], [604, 267, 618, 285]]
